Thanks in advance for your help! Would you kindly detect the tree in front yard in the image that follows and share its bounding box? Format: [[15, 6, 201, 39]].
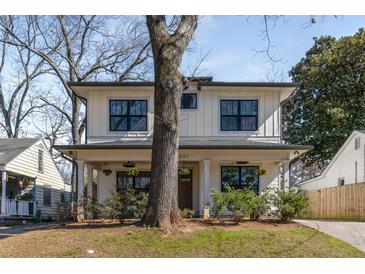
[[283, 29, 365, 183], [142, 16, 198, 230]]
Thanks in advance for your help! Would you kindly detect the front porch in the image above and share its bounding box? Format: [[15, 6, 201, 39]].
[[0, 170, 36, 218], [54, 139, 313, 221]]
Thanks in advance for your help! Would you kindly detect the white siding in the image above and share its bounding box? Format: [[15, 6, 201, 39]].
[[6, 140, 67, 219], [85, 86, 287, 143], [300, 131, 365, 191]]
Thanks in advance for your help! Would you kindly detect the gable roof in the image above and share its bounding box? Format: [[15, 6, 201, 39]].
[[0, 138, 39, 165], [299, 130, 365, 185]]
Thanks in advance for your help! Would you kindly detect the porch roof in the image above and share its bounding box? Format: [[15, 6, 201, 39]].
[[55, 140, 313, 151], [0, 138, 39, 165]]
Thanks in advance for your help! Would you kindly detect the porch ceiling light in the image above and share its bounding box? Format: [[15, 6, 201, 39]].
[[123, 161, 136, 168]]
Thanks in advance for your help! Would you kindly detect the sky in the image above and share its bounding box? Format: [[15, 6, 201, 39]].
[[182, 15, 365, 82]]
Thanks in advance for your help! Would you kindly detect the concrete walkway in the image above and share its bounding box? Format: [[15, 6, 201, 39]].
[[296, 219, 365, 252]]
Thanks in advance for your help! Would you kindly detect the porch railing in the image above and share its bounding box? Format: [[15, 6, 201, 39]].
[[0, 198, 34, 217]]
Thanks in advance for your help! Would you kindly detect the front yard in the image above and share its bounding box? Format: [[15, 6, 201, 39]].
[[0, 220, 363, 258]]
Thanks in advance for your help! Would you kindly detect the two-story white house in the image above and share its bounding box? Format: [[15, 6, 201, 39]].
[[55, 77, 312, 216]]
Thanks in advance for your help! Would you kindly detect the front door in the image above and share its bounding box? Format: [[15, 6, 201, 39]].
[[178, 169, 193, 209]]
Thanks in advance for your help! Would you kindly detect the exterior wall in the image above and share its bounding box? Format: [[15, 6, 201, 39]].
[[5, 140, 68, 219], [300, 132, 365, 191], [84, 85, 285, 143]]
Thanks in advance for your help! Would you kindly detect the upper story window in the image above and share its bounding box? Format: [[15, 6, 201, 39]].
[[38, 149, 44, 172], [355, 137, 360, 150], [181, 93, 197, 109], [220, 99, 258, 131], [109, 100, 147, 131]]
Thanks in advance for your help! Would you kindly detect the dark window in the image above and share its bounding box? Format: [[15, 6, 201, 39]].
[[355, 137, 360, 150], [43, 185, 52, 207], [116, 171, 151, 192], [220, 100, 258, 131], [338, 177, 345, 186], [181, 93, 197, 109], [38, 150, 44, 172], [221, 166, 259, 194], [60, 191, 65, 203], [109, 100, 147, 131]]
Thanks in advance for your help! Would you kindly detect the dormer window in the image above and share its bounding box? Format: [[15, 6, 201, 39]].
[[220, 99, 258, 131], [181, 93, 197, 109], [109, 100, 147, 131]]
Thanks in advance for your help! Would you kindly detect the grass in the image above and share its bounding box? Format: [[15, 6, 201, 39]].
[[0, 220, 363, 258]]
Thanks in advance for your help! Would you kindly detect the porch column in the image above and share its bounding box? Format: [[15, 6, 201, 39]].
[[202, 159, 211, 207], [76, 160, 85, 222], [86, 165, 93, 220], [280, 160, 291, 190], [1, 171, 6, 216]]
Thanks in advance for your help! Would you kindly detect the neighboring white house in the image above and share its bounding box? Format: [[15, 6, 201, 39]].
[[0, 138, 71, 220], [299, 130, 365, 191], [55, 77, 312, 217]]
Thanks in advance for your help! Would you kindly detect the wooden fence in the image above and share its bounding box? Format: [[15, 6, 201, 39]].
[[304, 182, 365, 221]]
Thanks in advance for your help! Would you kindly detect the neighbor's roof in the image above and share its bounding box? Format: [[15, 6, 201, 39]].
[[0, 138, 39, 165], [55, 140, 313, 151]]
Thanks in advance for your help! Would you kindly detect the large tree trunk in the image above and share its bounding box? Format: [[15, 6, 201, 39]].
[[142, 16, 197, 231]]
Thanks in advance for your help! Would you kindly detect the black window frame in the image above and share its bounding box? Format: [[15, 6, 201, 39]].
[[181, 93, 198, 109], [43, 185, 52, 207], [220, 99, 258, 131], [109, 99, 148, 132], [38, 149, 44, 173], [221, 166, 260, 194], [116, 171, 151, 193]]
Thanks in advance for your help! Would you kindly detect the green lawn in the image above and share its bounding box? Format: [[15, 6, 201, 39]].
[[0, 221, 363, 258]]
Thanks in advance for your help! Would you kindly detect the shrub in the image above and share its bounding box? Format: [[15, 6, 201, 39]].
[[119, 188, 148, 220], [101, 194, 122, 221], [270, 189, 308, 222], [244, 190, 270, 220], [78, 197, 101, 222], [180, 208, 196, 218], [57, 202, 70, 225], [224, 185, 247, 222], [100, 189, 148, 222], [210, 188, 226, 220]]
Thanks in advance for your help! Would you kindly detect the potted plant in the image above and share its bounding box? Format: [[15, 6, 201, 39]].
[[102, 169, 112, 176], [127, 167, 139, 177]]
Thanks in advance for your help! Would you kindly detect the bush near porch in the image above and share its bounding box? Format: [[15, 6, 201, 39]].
[[210, 186, 308, 222], [74, 186, 308, 224]]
